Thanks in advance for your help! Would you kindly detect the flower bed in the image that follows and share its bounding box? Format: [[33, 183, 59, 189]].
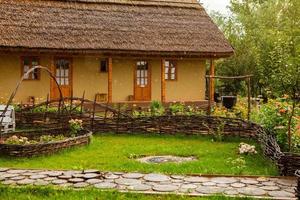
[[0, 128, 92, 157]]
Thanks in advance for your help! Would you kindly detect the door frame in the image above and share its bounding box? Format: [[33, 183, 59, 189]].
[[133, 60, 152, 101], [50, 57, 73, 100]]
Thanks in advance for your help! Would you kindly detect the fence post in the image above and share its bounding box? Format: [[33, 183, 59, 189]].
[[116, 103, 121, 133], [80, 91, 85, 117], [91, 95, 97, 132], [247, 77, 251, 123], [44, 94, 49, 122]]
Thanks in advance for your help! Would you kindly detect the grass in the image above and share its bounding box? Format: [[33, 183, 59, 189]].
[[0, 133, 278, 175], [0, 185, 256, 200]]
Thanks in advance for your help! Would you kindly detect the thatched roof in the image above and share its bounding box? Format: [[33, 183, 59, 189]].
[[0, 0, 234, 57]]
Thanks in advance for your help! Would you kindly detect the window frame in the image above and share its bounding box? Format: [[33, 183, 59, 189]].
[[21, 56, 41, 81], [99, 58, 108, 73], [164, 60, 177, 81]]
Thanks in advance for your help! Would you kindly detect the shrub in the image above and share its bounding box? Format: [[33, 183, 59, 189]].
[[168, 102, 185, 115], [227, 157, 246, 175], [251, 98, 300, 152], [69, 119, 83, 136], [150, 101, 165, 116]]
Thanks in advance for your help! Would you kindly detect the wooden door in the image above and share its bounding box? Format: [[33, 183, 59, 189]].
[[134, 61, 151, 101], [50, 58, 72, 100]]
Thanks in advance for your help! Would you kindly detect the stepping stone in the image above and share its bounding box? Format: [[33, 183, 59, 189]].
[[240, 179, 259, 184], [113, 172, 124, 175], [144, 174, 170, 182], [184, 176, 209, 183], [257, 177, 269, 182], [60, 183, 73, 188], [59, 175, 72, 179], [171, 175, 185, 180], [115, 178, 141, 185], [171, 179, 183, 183], [30, 174, 47, 179], [231, 183, 246, 188], [83, 169, 100, 174], [17, 179, 35, 185], [211, 177, 237, 184], [10, 176, 26, 181], [74, 182, 89, 188], [7, 169, 27, 174], [127, 184, 152, 191], [268, 191, 295, 198], [202, 182, 216, 186], [52, 179, 68, 185], [1, 173, 19, 178], [196, 186, 225, 194], [48, 172, 63, 177], [44, 177, 57, 181], [262, 181, 276, 186], [180, 184, 198, 189], [217, 183, 229, 187], [260, 186, 280, 191], [238, 187, 266, 196], [152, 184, 179, 192], [69, 178, 84, 183], [94, 182, 117, 189], [122, 173, 144, 179], [104, 174, 119, 179], [83, 173, 100, 179], [0, 176, 5, 181], [2, 180, 16, 185], [86, 179, 103, 184], [276, 179, 295, 187], [34, 180, 49, 186], [72, 173, 85, 178], [0, 168, 9, 172], [224, 189, 239, 195]]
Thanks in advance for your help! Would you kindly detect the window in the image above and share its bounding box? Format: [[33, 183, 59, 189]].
[[100, 59, 108, 72], [22, 57, 40, 80], [55, 59, 70, 85], [165, 60, 177, 80], [136, 61, 148, 87]]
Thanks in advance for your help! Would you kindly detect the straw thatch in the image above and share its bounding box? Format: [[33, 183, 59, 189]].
[[0, 0, 234, 57]]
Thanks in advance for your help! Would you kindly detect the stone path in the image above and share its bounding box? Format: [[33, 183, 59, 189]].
[[0, 168, 297, 199]]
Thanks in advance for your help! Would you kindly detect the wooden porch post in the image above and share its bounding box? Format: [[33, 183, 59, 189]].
[[108, 57, 112, 103], [209, 59, 215, 103], [161, 59, 166, 103]]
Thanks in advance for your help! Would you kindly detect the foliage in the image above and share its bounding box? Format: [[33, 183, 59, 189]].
[[168, 102, 185, 115], [251, 98, 300, 152], [211, 0, 300, 98], [39, 135, 66, 143], [227, 157, 246, 175], [4, 134, 67, 145], [68, 119, 83, 136], [4, 135, 35, 145], [212, 121, 225, 142], [150, 101, 165, 116], [0, 134, 278, 176]]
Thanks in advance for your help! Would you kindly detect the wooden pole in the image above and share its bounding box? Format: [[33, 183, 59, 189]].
[[108, 57, 113, 103], [247, 77, 251, 122], [161, 59, 166, 103], [209, 60, 215, 103], [207, 76, 211, 115]]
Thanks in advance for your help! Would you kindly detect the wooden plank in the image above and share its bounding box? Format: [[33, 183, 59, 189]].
[[108, 57, 113, 103], [161, 59, 166, 102], [206, 75, 254, 79]]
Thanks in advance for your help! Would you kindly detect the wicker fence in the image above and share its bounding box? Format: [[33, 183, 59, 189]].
[[10, 98, 300, 177]]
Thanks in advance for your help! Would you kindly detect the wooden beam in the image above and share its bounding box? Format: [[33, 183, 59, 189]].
[[108, 57, 112, 103], [205, 75, 254, 79], [161, 59, 166, 102], [209, 59, 215, 104]]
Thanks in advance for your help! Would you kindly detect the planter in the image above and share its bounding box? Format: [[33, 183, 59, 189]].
[[0, 128, 92, 157], [221, 96, 237, 109]]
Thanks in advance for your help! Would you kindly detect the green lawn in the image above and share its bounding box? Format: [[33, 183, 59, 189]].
[[0, 133, 278, 175], [0, 185, 256, 200]]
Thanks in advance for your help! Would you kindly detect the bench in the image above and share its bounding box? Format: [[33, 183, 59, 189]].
[[0, 105, 15, 133]]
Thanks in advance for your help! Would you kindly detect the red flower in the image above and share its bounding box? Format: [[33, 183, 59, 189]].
[[279, 109, 287, 114]]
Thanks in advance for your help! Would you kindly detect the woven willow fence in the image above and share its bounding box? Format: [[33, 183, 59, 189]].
[[12, 97, 300, 177]]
